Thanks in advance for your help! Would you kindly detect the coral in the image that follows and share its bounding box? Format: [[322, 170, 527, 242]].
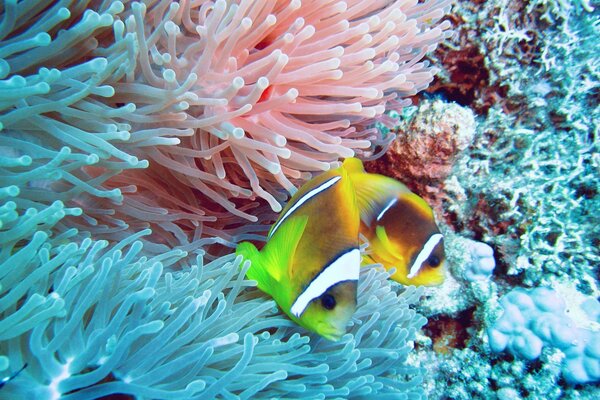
[[443, 105, 600, 289], [365, 99, 475, 201], [461, 239, 496, 282], [438, 0, 599, 288], [375, 0, 599, 398], [426, 41, 497, 114], [412, 281, 599, 398], [415, 344, 576, 400], [427, 0, 599, 117], [0, 0, 453, 249], [488, 287, 600, 384]]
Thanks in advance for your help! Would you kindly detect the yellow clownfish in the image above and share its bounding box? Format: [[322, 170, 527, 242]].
[[236, 161, 360, 341], [344, 158, 446, 286]]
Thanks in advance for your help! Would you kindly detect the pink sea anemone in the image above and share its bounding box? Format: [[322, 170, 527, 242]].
[[1, 0, 451, 249], [95, 0, 453, 246]]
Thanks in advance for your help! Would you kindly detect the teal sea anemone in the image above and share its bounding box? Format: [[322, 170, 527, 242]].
[[0, 221, 427, 398]]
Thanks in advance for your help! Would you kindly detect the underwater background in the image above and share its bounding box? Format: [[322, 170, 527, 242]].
[[0, 1, 598, 399]]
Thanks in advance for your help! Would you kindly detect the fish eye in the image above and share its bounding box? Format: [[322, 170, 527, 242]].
[[320, 294, 336, 310], [427, 254, 441, 267]]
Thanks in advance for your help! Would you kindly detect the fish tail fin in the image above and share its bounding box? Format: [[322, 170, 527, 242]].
[[342, 158, 410, 226], [236, 242, 273, 295]]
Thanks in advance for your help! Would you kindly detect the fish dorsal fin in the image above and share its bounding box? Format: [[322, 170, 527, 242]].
[[399, 192, 436, 219], [343, 159, 410, 226], [341, 157, 366, 174], [263, 215, 309, 281]]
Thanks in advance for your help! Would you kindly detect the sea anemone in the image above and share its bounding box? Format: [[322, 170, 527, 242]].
[[0, 219, 428, 398], [0, 0, 452, 248]]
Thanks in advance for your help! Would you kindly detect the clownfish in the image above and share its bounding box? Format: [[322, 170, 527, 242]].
[[236, 161, 360, 341], [344, 158, 446, 286]]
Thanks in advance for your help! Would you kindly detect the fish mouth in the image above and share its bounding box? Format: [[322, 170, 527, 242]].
[[318, 322, 346, 341]]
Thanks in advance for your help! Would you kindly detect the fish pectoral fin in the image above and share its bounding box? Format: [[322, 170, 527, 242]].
[[375, 225, 405, 263], [236, 241, 274, 294], [236, 215, 307, 289], [262, 215, 309, 281]]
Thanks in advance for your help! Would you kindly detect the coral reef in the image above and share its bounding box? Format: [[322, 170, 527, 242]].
[[435, 0, 600, 288], [403, 0, 600, 397]]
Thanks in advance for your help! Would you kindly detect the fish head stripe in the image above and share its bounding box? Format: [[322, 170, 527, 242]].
[[290, 248, 360, 318], [407, 233, 444, 278], [376, 198, 398, 222], [269, 175, 342, 240]]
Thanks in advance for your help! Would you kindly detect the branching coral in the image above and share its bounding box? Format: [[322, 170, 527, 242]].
[[401, 1, 599, 397], [435, 0, 599, 288], [0, 0, 452, 249]]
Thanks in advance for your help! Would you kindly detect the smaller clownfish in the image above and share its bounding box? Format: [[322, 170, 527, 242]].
[[236, 161, 360, 341], [344, 158, 446, 286]]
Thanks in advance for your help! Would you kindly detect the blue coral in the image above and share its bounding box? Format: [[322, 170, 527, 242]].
[[488, 287, 600, 384]]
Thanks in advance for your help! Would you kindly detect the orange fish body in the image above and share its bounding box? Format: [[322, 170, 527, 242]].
[[237, 161, 361, 340], [343, 158, 446, 286]]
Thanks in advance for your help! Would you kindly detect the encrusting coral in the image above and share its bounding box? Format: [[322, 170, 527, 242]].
[[365, 99, 475, 199]]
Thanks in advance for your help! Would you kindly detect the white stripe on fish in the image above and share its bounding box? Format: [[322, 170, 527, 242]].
[[291, 248, 360, 318], [407, 233, 444, 279], [269, 175, 341, 239]]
